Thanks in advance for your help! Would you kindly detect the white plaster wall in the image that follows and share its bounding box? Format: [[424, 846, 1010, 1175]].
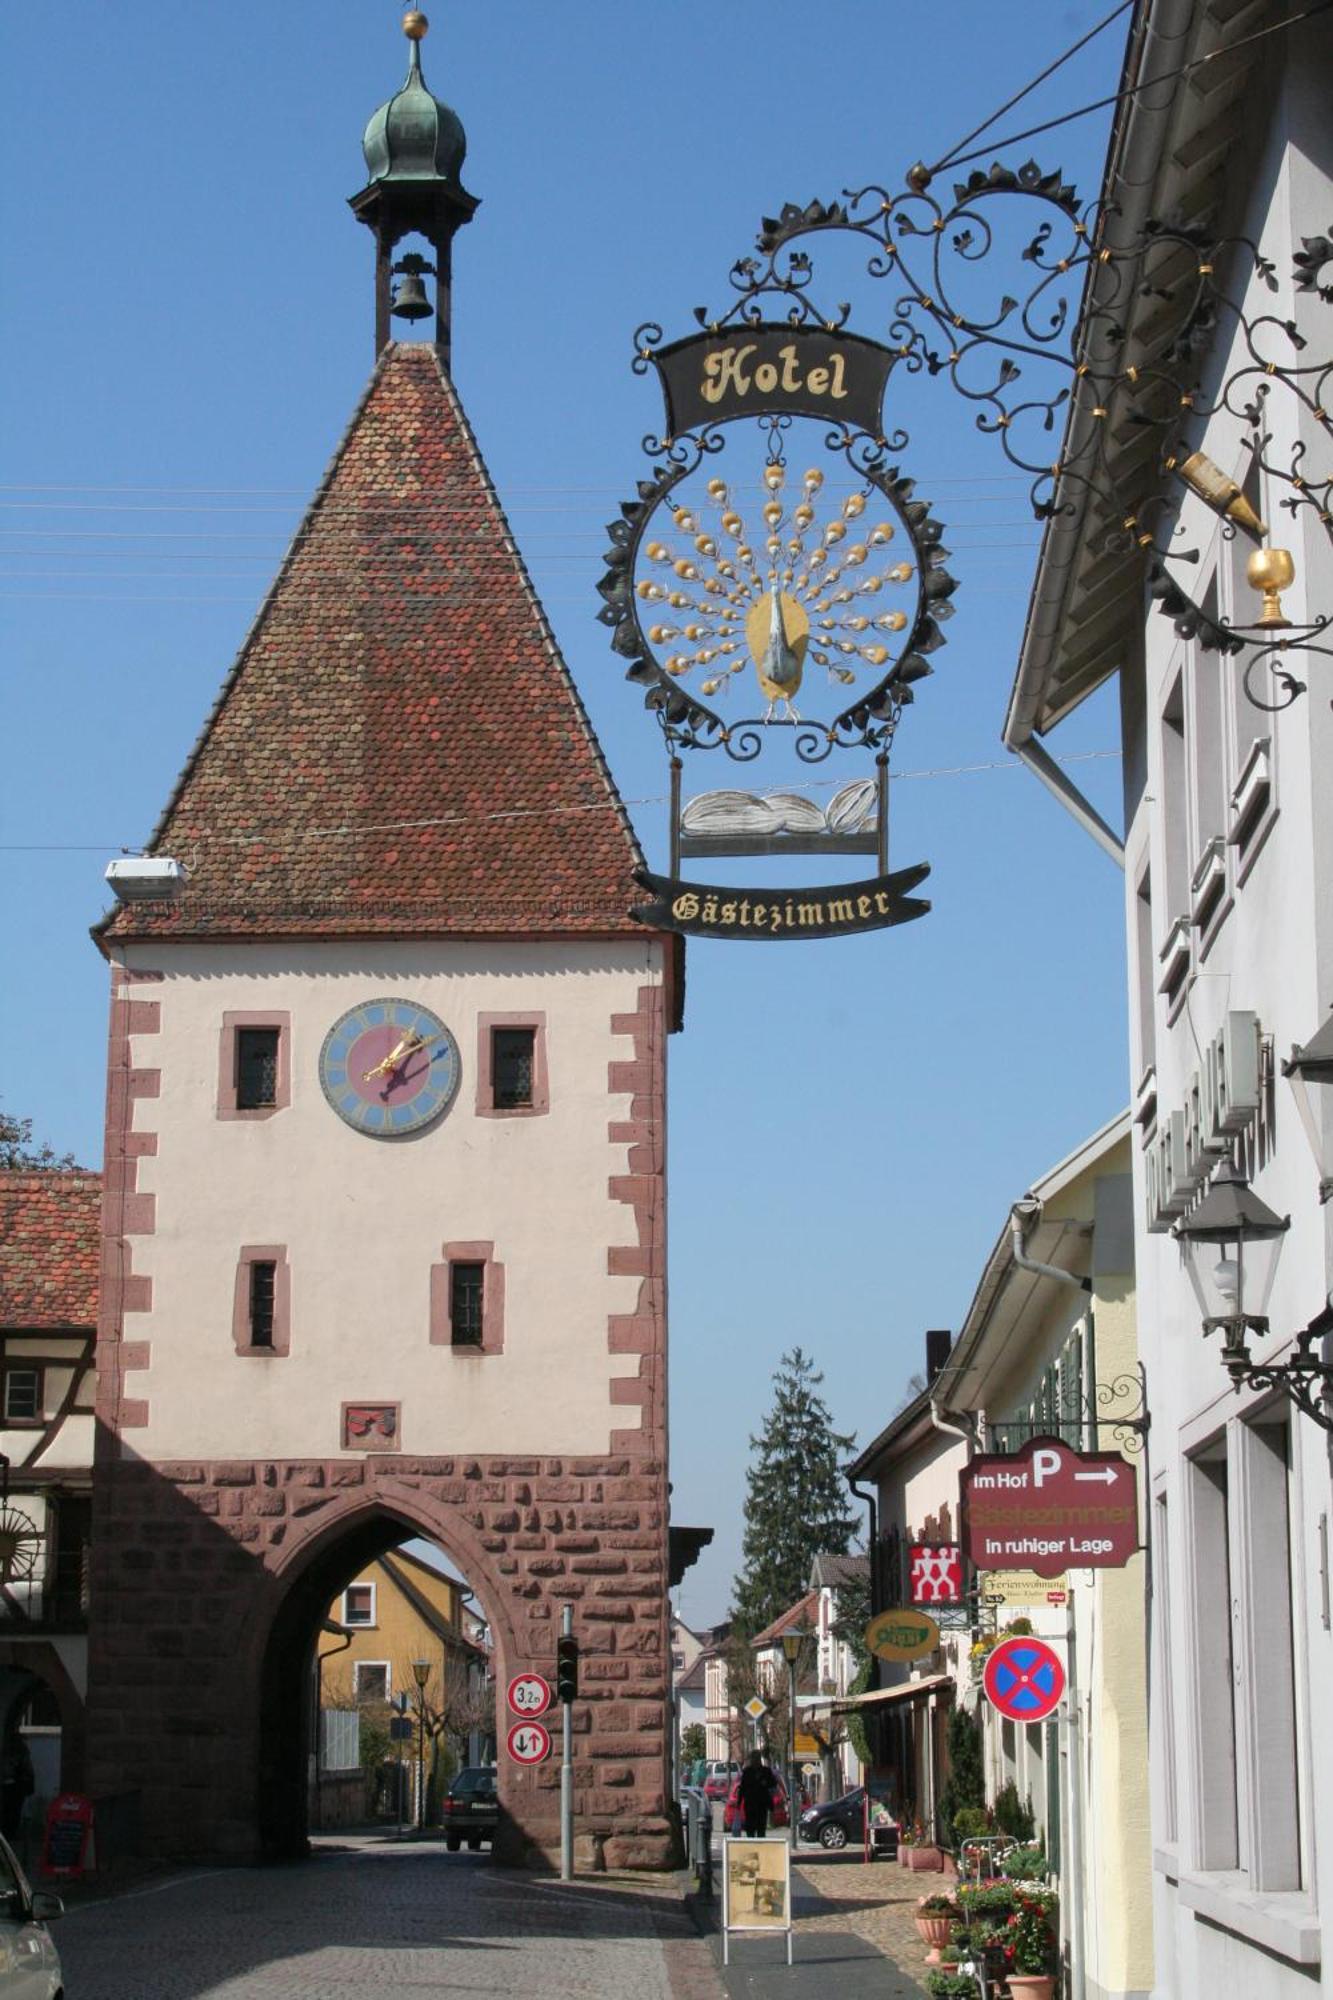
[[1124, 46, 1333, 1992], [111, 937, 665, 1460]]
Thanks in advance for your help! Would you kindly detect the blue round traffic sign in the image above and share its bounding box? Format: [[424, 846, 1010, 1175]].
[[982, 1637, 1065, 1723]]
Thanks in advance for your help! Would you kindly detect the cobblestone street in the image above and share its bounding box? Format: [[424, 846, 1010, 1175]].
[[54, 1837, 724, 2000]]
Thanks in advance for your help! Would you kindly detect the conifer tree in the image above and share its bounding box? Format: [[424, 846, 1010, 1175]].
[[730, 1347, 856, 1636]]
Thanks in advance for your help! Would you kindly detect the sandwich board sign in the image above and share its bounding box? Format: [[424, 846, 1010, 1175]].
[[722, 1836, 793, 1967]]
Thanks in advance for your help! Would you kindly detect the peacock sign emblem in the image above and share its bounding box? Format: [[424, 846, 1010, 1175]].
[[598, 291, 955, 942]]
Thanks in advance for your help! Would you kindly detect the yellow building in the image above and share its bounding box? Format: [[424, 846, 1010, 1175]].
[[315, 1549, 493, 1822]]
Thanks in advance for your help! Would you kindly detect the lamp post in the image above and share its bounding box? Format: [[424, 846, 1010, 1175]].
[[1175, 1160, 1333, 1430], [411, 1658, 430, 1832], [780, 1628, 804, 1850]]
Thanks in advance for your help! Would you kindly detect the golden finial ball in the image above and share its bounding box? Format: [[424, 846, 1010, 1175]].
[[403, 10, 429, 40]]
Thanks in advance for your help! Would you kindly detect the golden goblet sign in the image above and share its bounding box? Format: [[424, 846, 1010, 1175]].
[[1247, 545, 1296, 629]]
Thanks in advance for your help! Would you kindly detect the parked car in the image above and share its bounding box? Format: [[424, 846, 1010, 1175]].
[[0, 1828, 62, 1994], [702, 1760, 739, 1801], [442, 1765, 498, 1851], [798, 1786, 879, 1850], [722, 1773, 790, 1833]]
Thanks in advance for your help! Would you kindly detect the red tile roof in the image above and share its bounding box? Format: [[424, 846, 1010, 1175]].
[[0, 1172, 101, 1329], [751, 1589, 820, 1648], [99, 343, 645, 943]]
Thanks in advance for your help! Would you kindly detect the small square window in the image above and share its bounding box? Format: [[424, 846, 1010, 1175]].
[[492, 1028, 535, 1109], [3, 1371, 41, 1424], [344, 1585, 375, 1627], [450, 1263, 485, 1348], [354, 1662, 389, 1702], [236, 1028, 280, 1110]]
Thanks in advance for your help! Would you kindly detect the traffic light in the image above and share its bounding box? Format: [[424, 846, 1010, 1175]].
[[556, 1633, 579, 1703]]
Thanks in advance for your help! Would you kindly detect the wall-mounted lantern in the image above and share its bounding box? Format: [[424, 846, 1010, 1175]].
[[1282, 1013, 1333, 1202]]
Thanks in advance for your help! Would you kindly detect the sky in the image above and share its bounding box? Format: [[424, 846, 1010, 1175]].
[[1, 3, 1133, 1628]]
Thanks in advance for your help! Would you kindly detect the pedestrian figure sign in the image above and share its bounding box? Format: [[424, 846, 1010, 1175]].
[[983, 1636, 1065, 1723]]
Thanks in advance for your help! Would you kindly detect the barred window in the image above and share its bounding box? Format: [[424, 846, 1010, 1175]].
[[2, 1370, 41, 1423], [236, 1028, 280, 1110], [249, 1261, 277, 1348], [450, 1263, 485, 1347], [492, 1028, 535, 1109]]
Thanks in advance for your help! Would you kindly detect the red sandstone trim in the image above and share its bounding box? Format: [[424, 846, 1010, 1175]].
[[217, 1011, 292, 1120], [95, 965, 162, 1451], [430, 1242, 505, 1353], [232, 1246, 292, 1357], [475, 1011, 549, 1118], [605, 981, 668, 1461]]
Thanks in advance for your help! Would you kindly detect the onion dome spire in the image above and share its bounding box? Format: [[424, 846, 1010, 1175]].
[[349, 12, 480, 366]]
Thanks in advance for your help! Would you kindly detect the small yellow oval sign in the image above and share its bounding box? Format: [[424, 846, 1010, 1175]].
[[864, 1609, 941, 1662]]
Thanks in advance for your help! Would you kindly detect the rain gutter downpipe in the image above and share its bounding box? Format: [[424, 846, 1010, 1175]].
[[1012, 739, 1125, 870], [1011, 1199, 1092, 1295]]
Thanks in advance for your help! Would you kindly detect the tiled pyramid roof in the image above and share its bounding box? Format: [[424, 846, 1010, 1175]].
[[0, 1172, 102, 1329], [99, 344, 645, 942]]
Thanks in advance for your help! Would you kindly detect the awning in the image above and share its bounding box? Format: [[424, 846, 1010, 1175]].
[[831, 1673, 954, 1714]]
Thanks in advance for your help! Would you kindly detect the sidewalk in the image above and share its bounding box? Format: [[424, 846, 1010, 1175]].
[[685, 1849, 934, 1999]]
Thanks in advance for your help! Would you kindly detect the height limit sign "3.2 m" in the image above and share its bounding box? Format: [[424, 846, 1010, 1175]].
[[961, 1435, 1139, 1578]]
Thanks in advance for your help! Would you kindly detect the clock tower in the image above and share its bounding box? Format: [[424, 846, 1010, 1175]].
[[89, 14, 680, 1867]]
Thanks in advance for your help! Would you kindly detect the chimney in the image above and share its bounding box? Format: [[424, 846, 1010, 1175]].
[[925, 1328, 952, 1384]]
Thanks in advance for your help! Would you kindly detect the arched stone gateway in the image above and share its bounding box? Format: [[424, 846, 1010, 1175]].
[[87, 25, 682, 1871]]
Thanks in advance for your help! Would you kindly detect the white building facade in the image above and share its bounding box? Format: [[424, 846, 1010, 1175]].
[[1006, 4, 1333, 1989]]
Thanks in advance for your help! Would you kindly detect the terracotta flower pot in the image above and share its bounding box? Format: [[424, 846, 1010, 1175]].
[[904, 1842, 942, 1871], [913, 1910, 955, 1963], [1006, 1976, 1055, 1999]]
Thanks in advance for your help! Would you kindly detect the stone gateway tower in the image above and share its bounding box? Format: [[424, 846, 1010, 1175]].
[[89, 17, 679, 1867]]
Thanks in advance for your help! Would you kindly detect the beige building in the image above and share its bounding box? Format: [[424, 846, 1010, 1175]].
[[938, 1114, 1151, 2000]]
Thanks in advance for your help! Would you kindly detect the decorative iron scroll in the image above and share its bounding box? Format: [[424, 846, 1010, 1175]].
[[737, 168, 1333, 709], [983, 1371, 1151, 1458]]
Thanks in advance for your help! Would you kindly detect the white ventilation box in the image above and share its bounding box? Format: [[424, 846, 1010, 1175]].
[[104, 857, 187, 903]]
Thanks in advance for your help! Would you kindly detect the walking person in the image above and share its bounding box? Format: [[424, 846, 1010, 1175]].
[[738, 1749, 777, 1837]]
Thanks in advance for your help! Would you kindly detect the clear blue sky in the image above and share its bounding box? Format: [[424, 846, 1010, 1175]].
[[1, 3, 1131, 1628]]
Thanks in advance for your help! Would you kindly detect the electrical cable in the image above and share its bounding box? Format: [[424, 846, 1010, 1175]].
[[939, 0, 1333, 174], [929, 0, 1133, 174], [0, 752, 1121, 854]]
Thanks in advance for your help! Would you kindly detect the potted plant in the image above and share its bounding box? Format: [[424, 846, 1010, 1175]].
[[924, 1974, 979, 1999], [902, 1817, 943, 1871], [1003, 1888, 1058, 1998], [914, 1891, 961, 1961]]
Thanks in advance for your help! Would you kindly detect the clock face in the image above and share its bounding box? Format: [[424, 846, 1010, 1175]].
[[318, 998, 461, 1138]]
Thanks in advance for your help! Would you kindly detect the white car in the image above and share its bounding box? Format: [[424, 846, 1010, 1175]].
[[0, 1834, 62, 1998]]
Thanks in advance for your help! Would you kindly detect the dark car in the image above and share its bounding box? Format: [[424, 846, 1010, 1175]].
[[443, 1765, 498, 1851], [798, 1786, 885, 1851]]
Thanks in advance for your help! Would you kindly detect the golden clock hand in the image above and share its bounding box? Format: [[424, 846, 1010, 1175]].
[[362, 1033, 416, 1082]]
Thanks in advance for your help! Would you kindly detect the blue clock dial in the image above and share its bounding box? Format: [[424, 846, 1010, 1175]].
[[319, 998, 461, 1137]]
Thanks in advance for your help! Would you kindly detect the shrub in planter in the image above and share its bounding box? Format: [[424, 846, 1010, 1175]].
[[1000, 1840, 1048, 1883], [925, 1974, 980, 1999], [915, 1892, 962, 1959], [992, 1779, 1036, 1842], [952, 1805, 991, 1845], [1005, 1888, 1058, 1973], [957, 1882, 1018, 1921]]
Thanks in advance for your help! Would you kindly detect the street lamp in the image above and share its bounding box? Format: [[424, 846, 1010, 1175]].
[[1175, 1161, 1333, 1430], [412, 1658, 430, 1832], [780, 1627, 807, 1850]]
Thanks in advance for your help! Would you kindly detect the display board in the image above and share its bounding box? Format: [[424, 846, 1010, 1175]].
[[722, 1836, 793, 1966]]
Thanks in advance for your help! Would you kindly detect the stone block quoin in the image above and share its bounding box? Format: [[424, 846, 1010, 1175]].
[[95, 965, 162, 1445]]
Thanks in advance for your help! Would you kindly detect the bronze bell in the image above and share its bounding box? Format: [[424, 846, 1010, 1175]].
[[390, 271, 432, 321]]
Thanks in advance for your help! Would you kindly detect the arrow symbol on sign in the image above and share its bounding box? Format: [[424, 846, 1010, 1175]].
[[1073, 1467, 1118, 1484]]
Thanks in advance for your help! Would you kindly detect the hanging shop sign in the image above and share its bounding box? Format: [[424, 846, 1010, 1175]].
[[983, 1636, 1065, 1724], [864, 1607, 941, 1662], [631, 863, 929, 940], [1143, 1011, 1262, 1232], [960, 1435, 1139, 1579], [980, 1568, 1068, 1608], [908, 1542, 964, 1606], [599, 281, 957, 942], [650, 324, 896, 438]]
